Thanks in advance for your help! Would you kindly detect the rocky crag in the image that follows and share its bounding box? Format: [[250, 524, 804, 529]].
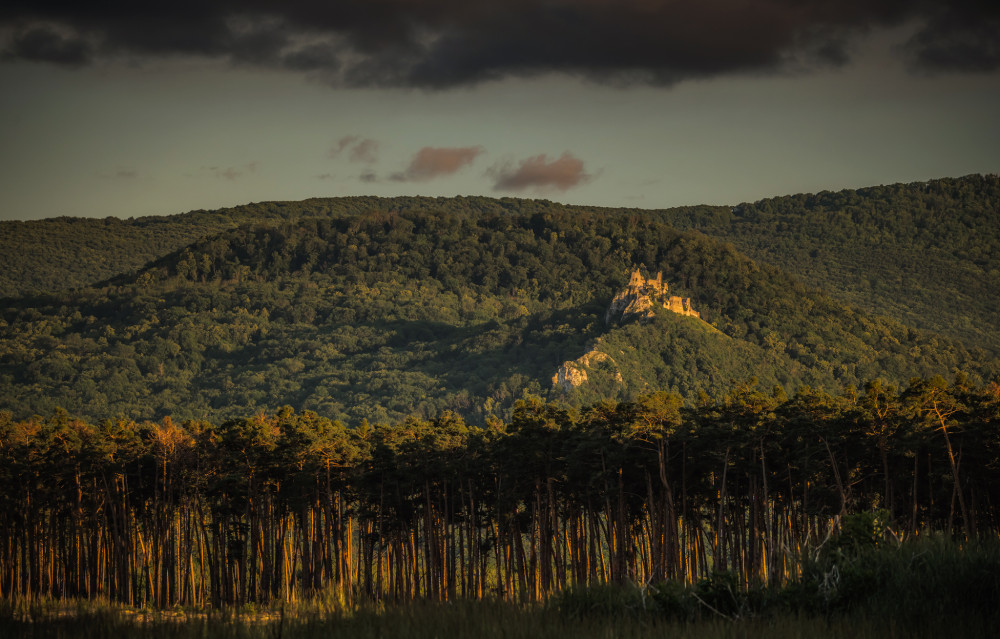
[[551, 342, 623, 392], [605, 270, 700, 324], [553, 270, 702, 391]]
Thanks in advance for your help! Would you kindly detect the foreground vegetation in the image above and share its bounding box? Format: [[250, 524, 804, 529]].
[[5, 603, 982, 639], [2, 375, 998, 610], [3, 536, 999, 637]]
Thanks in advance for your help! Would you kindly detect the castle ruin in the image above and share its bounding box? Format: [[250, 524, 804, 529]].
[[605, 269, 700, 324]]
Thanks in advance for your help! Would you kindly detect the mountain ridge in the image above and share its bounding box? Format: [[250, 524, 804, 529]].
[[1, 204, 995, 426], [3, 176, 996, 354]]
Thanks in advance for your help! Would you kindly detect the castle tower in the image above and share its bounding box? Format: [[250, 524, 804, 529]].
[[607, 269, 701, 323]]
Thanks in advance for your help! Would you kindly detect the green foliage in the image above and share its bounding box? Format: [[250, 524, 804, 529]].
[[795, 535, 1000, 626], [831, 510, 889, 556], [1, 202, 995, 426], [0, 196, 595, 298], [3, 379, 1000, 599], [551, 582, 653, 620], [555, 536, 1000, 632], [663, 174, 1000, 352]]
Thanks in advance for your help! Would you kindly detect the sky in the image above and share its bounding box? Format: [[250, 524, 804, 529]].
[[1, 1, 999, 221]]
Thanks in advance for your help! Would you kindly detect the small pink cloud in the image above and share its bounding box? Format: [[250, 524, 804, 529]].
[[491, 152, 592, 192], [331, 136, 379, 163], [393, 146, 484, 181], [332, 136, 357, 155], [350, 139, 379, 163]]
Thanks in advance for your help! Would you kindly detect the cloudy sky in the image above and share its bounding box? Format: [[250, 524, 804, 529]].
[[1, 1, 998, 220]]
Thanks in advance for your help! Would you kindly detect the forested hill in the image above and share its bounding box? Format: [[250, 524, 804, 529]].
[[2, 175, 998, 355], [662, 174, 1000, 351], [1, 207, 995, 426], [0, 197, 597, 297]]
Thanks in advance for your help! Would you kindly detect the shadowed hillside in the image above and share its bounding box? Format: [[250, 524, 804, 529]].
[[3, 176, 997, 356], [1, 207, 994, 425]]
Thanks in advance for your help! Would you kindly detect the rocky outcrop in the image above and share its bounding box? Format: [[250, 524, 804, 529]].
[[553, 271, 702, 392], [605, 269, 700, 324], [551, 344, 622, 391], [552, 361, 588, 390]]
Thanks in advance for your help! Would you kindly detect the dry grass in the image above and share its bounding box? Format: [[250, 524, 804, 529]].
[[3, 536, 998, 639]]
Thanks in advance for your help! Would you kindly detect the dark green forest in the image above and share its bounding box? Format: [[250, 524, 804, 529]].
[[663, 174, 1000, 351], [0, 197, 582, 298], [2, 376, 999, 607], [2, 207, 994, 426], [3, 175, 997, 355]]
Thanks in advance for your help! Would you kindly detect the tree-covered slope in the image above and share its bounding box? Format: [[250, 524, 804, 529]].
[[1, 208, 994, 426], [0, 196, 597, 297], [0, 199, 373, 297], [3, 176, 997, 357], [662, 174, 1000, 351]]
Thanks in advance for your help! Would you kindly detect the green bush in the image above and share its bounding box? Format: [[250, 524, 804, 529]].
[[549, 582, 651, 619], [551, 535, 1000, 630]]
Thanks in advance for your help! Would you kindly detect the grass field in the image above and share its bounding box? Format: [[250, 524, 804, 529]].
[[3, 535, 998, 638], [2, 599, 995, 639]]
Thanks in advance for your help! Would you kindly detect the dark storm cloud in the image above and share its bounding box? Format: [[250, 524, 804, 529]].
[[491, 153, 591, 192], [2, 1, 997, 85], [4, 24, 92, 66], [903, 6, 1000, 72]]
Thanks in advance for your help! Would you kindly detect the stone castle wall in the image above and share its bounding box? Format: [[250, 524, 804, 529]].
[[606, 270, 700, 323]]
